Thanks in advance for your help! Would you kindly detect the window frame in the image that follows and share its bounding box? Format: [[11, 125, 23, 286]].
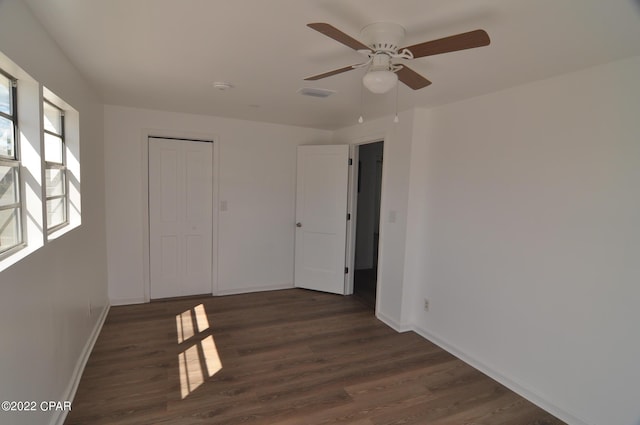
[[43, 97, 69, 233], [0, 68, 25, 258]]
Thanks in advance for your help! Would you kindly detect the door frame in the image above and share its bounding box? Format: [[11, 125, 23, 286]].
[[345, 137, 385, 298], [141, 129, 220, 303]]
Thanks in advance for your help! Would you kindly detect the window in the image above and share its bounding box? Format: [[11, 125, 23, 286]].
[[43, 98, 68, 232], [0, 69, 23, 256], [0, 51, 82, 270]]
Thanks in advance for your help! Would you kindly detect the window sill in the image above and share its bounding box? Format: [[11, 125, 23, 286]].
[[47, 220, 80, 242], [0, 243, 35, 273]]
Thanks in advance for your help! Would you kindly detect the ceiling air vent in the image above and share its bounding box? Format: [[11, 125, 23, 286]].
[[297, 87, 336, 98]]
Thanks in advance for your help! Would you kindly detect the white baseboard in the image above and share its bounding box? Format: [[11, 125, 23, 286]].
[[50, 303, 110, 425], [110, 286, 297, 305], [215, 283, 294, 296], [375, 310, 412, 333], [109, 296, 146, 306], [410, 324, 590, 425]]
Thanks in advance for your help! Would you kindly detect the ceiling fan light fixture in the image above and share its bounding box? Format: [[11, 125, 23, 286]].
[[362, 70, 398, 94]]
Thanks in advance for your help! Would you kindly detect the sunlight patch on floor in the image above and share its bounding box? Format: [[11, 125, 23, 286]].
[[200, 335, 222, 377], [176, 303, 222, 399], [176, 309, 195, 343], [194, 303, 210, 332]]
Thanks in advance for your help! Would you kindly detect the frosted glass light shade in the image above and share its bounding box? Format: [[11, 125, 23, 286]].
[[362, 70, 398, 94]]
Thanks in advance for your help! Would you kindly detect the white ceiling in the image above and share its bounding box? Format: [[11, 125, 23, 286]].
[[24, 0, 640, 130]]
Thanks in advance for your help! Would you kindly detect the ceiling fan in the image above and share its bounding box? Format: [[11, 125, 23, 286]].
[[305, 22, 490, 94]]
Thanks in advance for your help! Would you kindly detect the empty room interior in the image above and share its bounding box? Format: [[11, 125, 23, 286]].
[[0, 1, 639, 424]]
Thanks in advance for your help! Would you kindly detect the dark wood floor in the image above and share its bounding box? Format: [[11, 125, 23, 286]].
[[65, 289, 565, 425]]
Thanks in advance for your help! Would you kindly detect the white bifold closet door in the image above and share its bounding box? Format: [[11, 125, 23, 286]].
[[149, 137, 213, 299]]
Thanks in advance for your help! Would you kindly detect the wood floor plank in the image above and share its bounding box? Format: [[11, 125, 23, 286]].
[[65, 289, 565, 425]]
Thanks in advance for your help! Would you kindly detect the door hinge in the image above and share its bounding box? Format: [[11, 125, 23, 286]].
[[344, 267, 349, 274], [348, 158, 353, 165], [347, 213, 351, 220]]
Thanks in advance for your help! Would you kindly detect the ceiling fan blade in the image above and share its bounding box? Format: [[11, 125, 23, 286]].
[[401, 29, 490, 58], [307, 23, 370, 51], [396, 65, 432, 90], [304, 64, 359, 81]]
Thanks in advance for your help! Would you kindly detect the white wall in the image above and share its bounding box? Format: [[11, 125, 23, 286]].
[[401, 111, 431, 326], [0, 1, 108, 425], [407, 56, 640, 425], [104, 105, 332, 304]]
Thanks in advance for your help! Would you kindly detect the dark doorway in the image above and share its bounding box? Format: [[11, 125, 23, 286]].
[[353, 141, 383, 309]]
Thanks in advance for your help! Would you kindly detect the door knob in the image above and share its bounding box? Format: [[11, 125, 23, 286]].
[[296, 222, 302, 228]]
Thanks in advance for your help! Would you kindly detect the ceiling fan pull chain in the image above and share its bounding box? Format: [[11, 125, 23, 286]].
[[394, 83, 400, 124], [358, 79, 365, 124]]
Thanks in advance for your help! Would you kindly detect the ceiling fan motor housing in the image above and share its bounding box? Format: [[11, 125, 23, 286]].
[[369, 54, 392, 71], [360, 22, 406, 53]]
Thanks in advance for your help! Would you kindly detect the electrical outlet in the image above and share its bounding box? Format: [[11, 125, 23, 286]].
[[424, 299, 429, 311]]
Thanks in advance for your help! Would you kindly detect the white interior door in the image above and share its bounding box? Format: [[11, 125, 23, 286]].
[[294, 145, 350, 294], [149, 137, 213, 299]]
